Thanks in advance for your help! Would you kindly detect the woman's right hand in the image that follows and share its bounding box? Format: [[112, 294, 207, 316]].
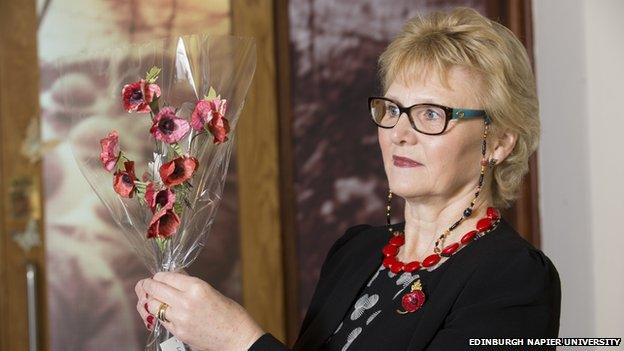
[[135, 270, 189, 331], [134, 271, 265, 351]]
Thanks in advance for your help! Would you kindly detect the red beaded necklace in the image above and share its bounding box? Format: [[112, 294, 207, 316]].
[[383, 207, 501, 314], [381, 119, 500, 314], [382, 207, 500, 274]]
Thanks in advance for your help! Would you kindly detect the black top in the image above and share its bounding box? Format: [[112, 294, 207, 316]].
[[249, 219, 561, 351], [319, 260, 427, 351]]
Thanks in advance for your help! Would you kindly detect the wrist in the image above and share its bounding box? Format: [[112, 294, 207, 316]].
[[240, 319, 266, 351]]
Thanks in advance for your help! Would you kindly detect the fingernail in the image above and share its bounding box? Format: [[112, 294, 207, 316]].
[[147, 315, 154, 324], [144, 303, 149, 313]]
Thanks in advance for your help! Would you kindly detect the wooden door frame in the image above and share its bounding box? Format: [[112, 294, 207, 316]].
[[0, 0, 49, 350], [232, 0, 296, 344]]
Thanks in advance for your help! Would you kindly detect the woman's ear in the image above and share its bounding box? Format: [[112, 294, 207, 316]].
[[490, 130, 517, 165]]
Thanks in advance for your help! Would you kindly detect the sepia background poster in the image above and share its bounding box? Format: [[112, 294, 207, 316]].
[[37, 1, 239, 349]]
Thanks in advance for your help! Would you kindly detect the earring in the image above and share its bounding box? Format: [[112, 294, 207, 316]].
[[386, 189, 393, 232], [488, 158, 498, 167]]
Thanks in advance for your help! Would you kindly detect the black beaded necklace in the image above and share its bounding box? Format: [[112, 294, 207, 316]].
[[385, 118, 494, 259]]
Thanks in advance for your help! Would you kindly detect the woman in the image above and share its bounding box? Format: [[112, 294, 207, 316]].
[[135, 7, 561, 351]]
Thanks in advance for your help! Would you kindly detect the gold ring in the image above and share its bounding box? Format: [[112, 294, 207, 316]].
[[157, 302, 170, 323]]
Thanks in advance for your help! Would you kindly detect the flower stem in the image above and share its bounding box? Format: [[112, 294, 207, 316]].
[[155, 237, 167, 254], [189, 131, 207, 153]]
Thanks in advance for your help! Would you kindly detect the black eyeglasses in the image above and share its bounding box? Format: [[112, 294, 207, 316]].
[[368, 96, 490, 135]]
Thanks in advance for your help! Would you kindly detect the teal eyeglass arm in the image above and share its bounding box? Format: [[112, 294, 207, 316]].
[[451, 108, 491, 124]]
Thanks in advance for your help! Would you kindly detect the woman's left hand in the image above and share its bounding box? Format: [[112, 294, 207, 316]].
[[136, 272, 265, 351]]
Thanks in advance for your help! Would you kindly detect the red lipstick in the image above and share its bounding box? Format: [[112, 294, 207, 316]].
[[392, 155, 422, 168]]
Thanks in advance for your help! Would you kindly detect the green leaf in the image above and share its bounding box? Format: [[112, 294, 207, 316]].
[[173, 201, 183, 216], [155, 237, 167, 253], [145, 66, 162, 83], [149, 95, 160, 115], [170, 143, 183, 156], [205, 86, 218, 100], [114, 151, 125, 172], [134, 188, 145, 199]]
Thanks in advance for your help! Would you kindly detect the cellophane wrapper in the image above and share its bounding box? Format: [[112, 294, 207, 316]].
[[55, 33, 256, 350]]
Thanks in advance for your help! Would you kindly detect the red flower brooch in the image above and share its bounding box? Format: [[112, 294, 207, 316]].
[[386, 207, 501, 315], [397, 279, 426, 314]]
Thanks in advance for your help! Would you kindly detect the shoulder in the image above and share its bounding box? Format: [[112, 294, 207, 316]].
[[428, 219, 562, 339], [451, 219, 561, 327], [326, 224, 375, 258], [468, 219, 561, 287], [319, 223, 387, 276]]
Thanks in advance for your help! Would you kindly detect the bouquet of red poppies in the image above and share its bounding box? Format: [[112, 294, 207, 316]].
[[60, 33, 256, 350], [100, 69, 232, 249]]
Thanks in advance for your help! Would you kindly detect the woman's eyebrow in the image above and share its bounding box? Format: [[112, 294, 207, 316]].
[[413, 98, 438, 105], [384, 94, 442, 106]]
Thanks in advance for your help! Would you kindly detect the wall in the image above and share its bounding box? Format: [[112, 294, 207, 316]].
[[584, 0, 624, 338], [534, 0, 624, 340]]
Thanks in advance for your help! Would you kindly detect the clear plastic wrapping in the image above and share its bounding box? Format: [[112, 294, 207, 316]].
[[56, 33, 256, 350]]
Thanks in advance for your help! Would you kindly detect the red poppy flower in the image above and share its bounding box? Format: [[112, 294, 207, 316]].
[[113, 161, 137, 198], [99, 131, 119, 172], [146, 208, 180, 239], [121, 79, 161, 113], [159, 156, 198, 187], [149, 107, 190, 144], [190, 98, 230, 144], [207, 113, 230, 144], [190, 98, 226, 130], [145, 182, 176, 213], [401, 290, 426, 313]]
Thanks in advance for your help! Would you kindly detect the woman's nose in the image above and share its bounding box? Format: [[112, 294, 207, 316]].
[[390, 113, 417, 145]]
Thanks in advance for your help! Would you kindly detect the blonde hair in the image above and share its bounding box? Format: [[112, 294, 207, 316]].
[[379, 7, 539, 208]]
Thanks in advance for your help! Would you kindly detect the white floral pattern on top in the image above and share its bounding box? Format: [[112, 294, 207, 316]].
[[393, 271, 420, 299], [366, 310, 381, 325], [350, 293, 379, 320], [341, 327, 362, 351], [329, 264, 420, 350], [366, 265, 383, 287]]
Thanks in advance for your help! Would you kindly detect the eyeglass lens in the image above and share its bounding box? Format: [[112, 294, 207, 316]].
[[370, 98, 447, 134]]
